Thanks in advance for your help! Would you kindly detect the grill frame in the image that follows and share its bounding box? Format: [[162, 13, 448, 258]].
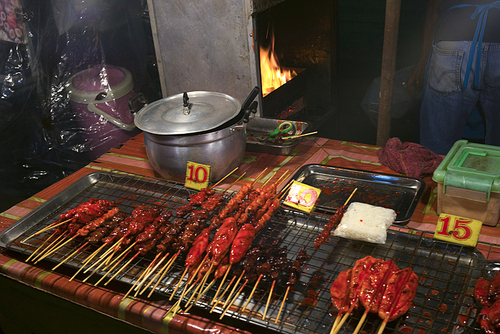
[[0, 170, 494, 334]]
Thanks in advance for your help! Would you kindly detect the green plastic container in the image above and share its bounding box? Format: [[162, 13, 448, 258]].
[[433, 140, 500, 226]]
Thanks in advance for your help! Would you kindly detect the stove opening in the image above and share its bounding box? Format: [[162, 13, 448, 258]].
[[254, 0, 337, 128]]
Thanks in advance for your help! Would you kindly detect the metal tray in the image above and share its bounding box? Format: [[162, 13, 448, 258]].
[[246, 118, 311, 155], [289, 164, 426, 224], [0, 170, 486, 334], [0, 171, 195, 249]]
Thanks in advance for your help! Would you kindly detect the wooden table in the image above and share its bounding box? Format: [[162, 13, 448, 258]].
[[1, 133, 499, 334]]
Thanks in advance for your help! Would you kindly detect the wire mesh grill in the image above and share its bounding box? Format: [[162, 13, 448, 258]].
[[0, 170, 497, 334]]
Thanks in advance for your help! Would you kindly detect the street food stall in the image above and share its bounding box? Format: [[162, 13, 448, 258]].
[[2, 1, 500, 333], [2, 130, 500, 334]]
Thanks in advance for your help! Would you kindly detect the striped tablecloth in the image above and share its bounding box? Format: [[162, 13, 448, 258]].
[[1, 133, 499, 333]]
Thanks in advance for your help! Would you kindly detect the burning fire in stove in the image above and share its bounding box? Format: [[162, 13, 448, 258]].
[[260, 33, 297, 97]]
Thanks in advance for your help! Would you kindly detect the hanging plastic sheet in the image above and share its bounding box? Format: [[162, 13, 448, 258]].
[[0, 0, 160, 208]]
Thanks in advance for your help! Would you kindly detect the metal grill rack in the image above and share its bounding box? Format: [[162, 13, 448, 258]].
[[0, 170, 496, 334]]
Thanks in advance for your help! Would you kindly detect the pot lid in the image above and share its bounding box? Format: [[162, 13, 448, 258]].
[[134, 91, 241, 135]]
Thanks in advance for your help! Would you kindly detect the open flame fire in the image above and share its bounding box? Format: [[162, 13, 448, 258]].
[[260, 34, 297, 97]]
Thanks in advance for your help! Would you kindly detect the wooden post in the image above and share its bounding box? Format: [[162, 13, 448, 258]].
[[377, 0, 401, 146]]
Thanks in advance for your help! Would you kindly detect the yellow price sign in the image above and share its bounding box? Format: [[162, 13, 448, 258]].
[[283, 181, 321, 213], [185, 161, 210, 190], [433, 213, 482, 247]]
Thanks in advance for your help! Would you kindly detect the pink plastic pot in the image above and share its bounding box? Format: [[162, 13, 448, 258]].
[[67, 64, 139, 159]]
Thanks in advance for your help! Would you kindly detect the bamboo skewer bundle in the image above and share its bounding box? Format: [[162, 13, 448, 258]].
[[20, 167, 306, 326]]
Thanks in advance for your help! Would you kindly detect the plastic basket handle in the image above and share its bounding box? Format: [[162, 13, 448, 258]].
[[87, 103, 136, 131]]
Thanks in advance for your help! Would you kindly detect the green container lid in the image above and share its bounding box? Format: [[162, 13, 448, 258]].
[[432, 140, 500, 200]]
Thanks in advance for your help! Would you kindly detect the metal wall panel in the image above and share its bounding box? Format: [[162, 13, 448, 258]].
[[147, 0, 259, 104]]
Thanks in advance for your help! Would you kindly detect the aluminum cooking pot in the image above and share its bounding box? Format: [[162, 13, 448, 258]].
[[135, 87, 259, 182]]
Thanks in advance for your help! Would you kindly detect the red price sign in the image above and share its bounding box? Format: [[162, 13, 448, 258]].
[[185, 161, 210, 190], [433, 213, 482, 247]]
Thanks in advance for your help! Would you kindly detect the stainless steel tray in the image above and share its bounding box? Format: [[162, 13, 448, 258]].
[[0, 170, 485, 334], [290, 164, 426, 224], [0, 171, 194, 248], [246, 118, 311, 155]]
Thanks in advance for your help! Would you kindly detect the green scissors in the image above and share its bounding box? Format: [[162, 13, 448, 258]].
[[259, 121, 296, 141]]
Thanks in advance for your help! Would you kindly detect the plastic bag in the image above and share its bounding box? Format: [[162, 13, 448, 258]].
[[360, 65, 421, 126]]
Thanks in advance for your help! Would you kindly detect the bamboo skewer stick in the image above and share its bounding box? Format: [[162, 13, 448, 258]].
[[352, 260, 396, 334], [376, 321, 388, 334], [352, 313, 368, 334], [163, 297, 183, 320], [175, 254, 209, 303], [120, 251, 157, 296], [138, 252, 170, 295], [184, 279, 216, 313], [33, 232, 70, 263], [81, 237, 124, 273], [69, 237, 131, 284], [275, 285, 290, 324], [220, 279, 248, 320], [276, 169, 291, 186], [169, 275, 204, 318], [210, 167, 239, 189], [330, 314, 342, 334], [103, 233, 132, 266], [343, 188, 358, 206], [30, 231, 68, 262], [212, 266, 231, 304], [83, 238, 127, 274], [175, 275, 202, 312], [25, 230, 58, 262], [241, 274, 262, 312], [120, 253, 144, 299], [170, 267, 189, 301], [80, 241, 110, 264], [185, 266, 218, 311], [282, 131, 318, 140], [35, 235, 77, 264], [183, 278, 205, 309], [106, 252, 140, 287], [52, 241, 89, 270], [262, 280, 276, 320], [135, 253, 164, 296], [104, 241, 138, 270], [331, 312, 350, 334], [83, 241, 126, 275], [21, 218, 71, 244], [262, 171, 277, 187], [69, 242, 109, 281], [94, 250, 132, 286], [376, 267, 414, 334], [147, 251, 179, 298], [89, 243, 138, 284], [210, 275, 236, 313], [221, 270, 245, 310], [184, 263, 212, 307], [211, 264, 231, 304], [252, 168, 268, 186]]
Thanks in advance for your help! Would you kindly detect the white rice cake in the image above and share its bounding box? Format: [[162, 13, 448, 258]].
[[334, 202, 396, 244]]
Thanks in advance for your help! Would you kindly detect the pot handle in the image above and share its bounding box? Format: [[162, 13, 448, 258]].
[[231, 100, 258, 132], [242, 100, 258, 123], [240, 86, 260, 114], [87, 103, 137, 131], [128, 92, 148, 114]]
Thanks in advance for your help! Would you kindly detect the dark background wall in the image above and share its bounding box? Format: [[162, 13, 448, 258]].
[[318, 0, 428, 144], [0, 0, 429, 213]]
